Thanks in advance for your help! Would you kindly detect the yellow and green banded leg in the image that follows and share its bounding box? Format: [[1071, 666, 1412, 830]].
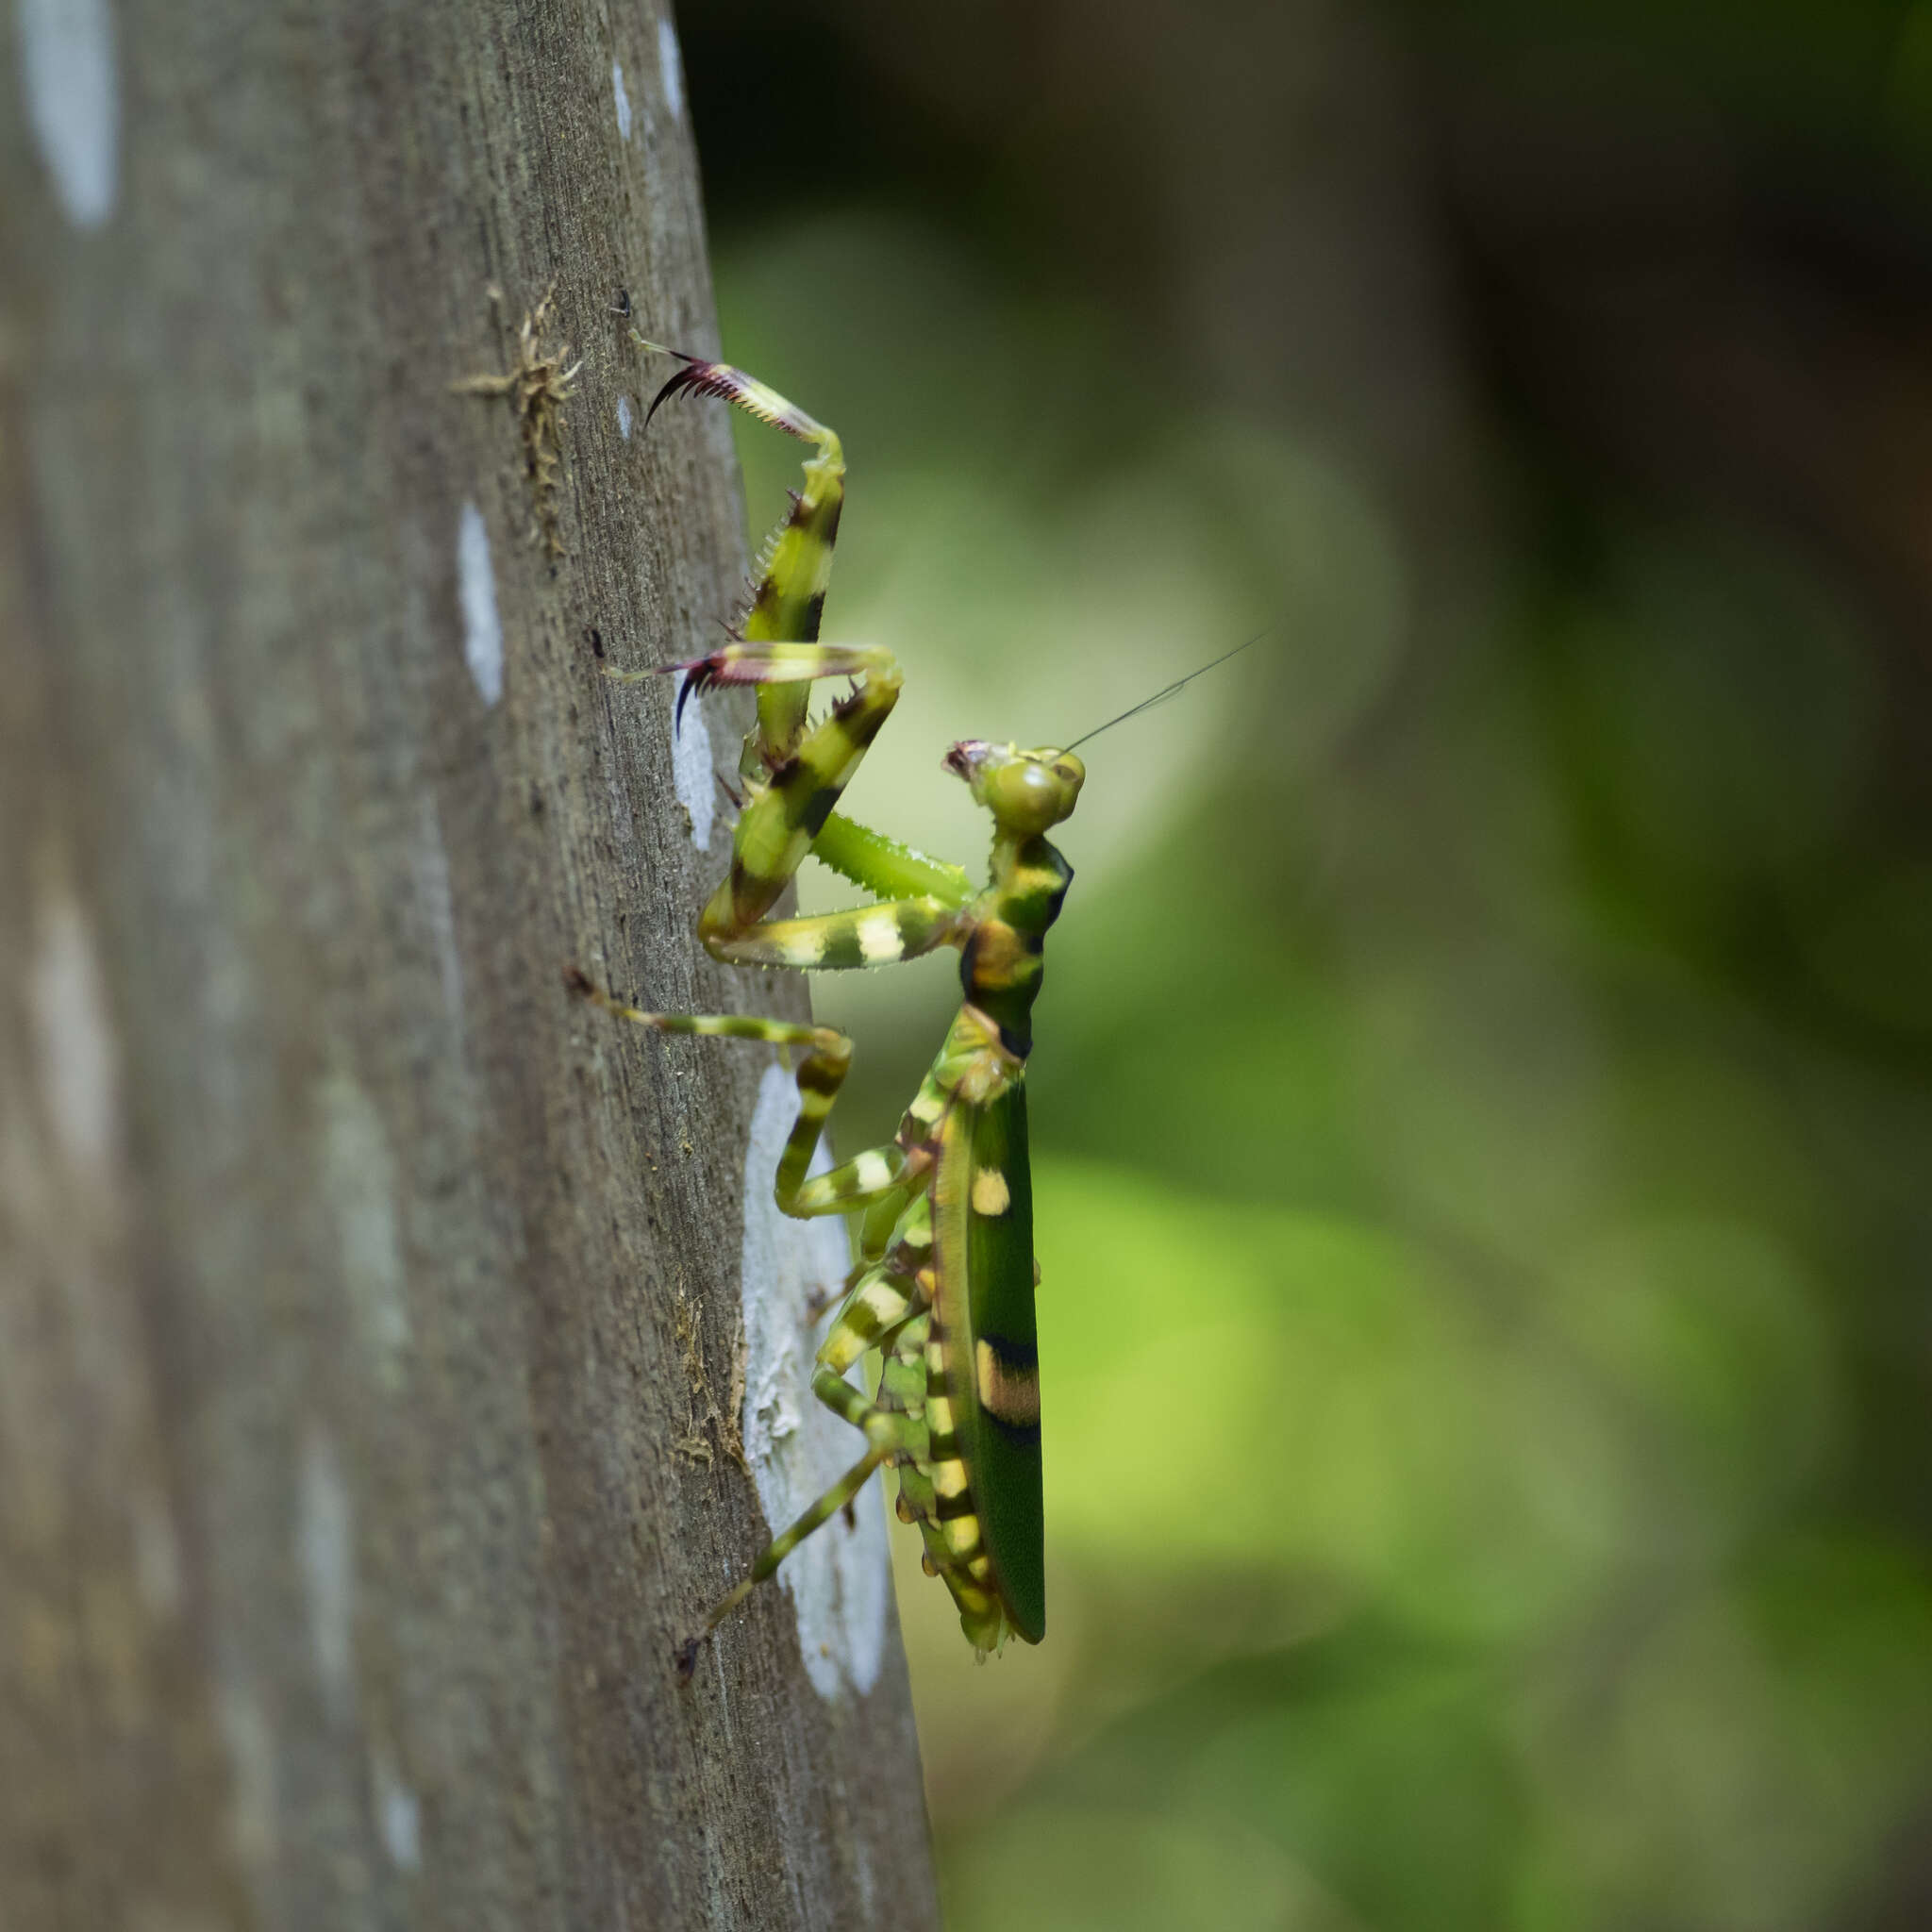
[[566, 974, 936, 1228], [565, 978, 851, 1213], [680, 1443, 884, 1675], [691, 1270, 1005, 1663], [676, 1257, 932, 1674], [609, 637, 974, 964]]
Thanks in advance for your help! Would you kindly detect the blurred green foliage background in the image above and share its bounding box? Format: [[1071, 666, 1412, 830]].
[[677, 3, 1932, 1924]]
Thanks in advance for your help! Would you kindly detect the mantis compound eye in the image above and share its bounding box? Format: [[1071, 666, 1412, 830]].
[[988, 758, 1073, 833]]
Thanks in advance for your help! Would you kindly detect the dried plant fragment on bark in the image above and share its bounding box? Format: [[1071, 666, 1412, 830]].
[[453, 282, 582, 556]]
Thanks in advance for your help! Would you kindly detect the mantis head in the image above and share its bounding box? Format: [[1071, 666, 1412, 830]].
[[943, 741, 1086, 836]]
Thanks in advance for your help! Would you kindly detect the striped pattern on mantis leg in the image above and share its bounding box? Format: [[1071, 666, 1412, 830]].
[[576, 342, 1084, 1661]]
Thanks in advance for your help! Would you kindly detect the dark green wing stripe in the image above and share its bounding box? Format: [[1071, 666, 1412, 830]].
[[936, 1081, 1045, 1644]]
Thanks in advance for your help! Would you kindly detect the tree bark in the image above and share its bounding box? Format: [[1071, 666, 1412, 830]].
[[0, 4, 939, 1926]]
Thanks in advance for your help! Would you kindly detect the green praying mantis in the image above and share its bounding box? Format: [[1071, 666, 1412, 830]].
[[572, 341, 1255, 1665]]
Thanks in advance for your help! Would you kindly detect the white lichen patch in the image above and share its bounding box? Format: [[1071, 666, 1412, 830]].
[[670, 698, 717, 850], [28, 890, 120, 1176], [457, 500, 503, 705], [411, 793, 466, 1036], [372, 1748, 422, 1871], [131, 1489, 185, 1619], [318, 1072, 411, 1389], [737, 1064, 889, 1699], [215, 1675, 279, 1877], [16, 0, 118, 227], [616, 392, 634, 441], [658, 16, 685, 120], [298, 1429, 356, 1716], [611, 58, 633, 140]]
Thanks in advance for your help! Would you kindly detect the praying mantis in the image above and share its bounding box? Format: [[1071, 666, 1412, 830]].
[[574, 341, 1249, 1663]]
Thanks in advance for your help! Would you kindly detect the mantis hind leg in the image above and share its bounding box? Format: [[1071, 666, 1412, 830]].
[[678, 1442, 885, 1675], [682, 1266, 931, 1665]]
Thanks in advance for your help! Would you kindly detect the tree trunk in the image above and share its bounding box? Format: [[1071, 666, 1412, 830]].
[[0, 4, 940, 1926]]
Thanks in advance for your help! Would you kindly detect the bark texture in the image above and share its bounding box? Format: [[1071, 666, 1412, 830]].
[[0, 4, 939, 1926]]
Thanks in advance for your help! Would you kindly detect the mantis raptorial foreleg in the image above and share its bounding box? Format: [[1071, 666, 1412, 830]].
[[608, 639, 972, 960]]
